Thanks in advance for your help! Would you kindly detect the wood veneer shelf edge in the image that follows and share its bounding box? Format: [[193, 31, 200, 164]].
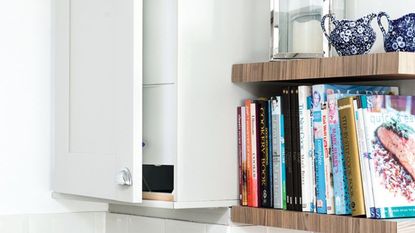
[[232, 52, 415, 83], [231, 206, 415, 233], [142, 192, 174, 202]]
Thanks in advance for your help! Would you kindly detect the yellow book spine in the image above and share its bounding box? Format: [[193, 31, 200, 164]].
[[338, 97, 366, 216]]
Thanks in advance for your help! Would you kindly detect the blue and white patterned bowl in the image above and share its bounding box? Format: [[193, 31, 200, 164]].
[[378, 12, 415, 52], [321, 13, 377, 56]]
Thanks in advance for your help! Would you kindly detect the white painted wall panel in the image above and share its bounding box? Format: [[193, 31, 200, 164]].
[[0, 213, 104, 233], [143, 0, 178, 84], [106, 214, 129, 233], [165, 219, 206, 233], [128, 216, 165, 233]]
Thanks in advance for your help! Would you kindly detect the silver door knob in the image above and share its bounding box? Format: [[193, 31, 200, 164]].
[[116, 168, 132, 186]]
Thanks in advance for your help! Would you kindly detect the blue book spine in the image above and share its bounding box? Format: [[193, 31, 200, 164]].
[[307, 95, 316, 212], [328, 94, 351, 215], [281, 115, 286, 210], [312, 85, 327, 213]]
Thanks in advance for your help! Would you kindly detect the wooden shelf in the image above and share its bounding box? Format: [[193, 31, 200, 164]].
[[232, 52, 415, 83], [143, 192, 174, 202], [231, 206, 415, 233]]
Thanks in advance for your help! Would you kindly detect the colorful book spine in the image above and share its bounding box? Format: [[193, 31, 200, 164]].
[[322, 108, 335, 214], [237, 107, 243, 204], [299, 86, 315, 212], [327, 94, 351, 215], [258, 100, 271, 207], [252, 102, 260, 206], [241, 106, 248, 206], [271, 97, 282, 208], [338, 97, 366, 216], [312, 84, 399, 214], [281, 115, 286, 210], [245, 100, 254, 207], [312, 85, 328, 214]]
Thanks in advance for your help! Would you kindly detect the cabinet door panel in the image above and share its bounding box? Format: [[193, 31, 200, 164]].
[[176, 0, 269, 203], [53, 0, 142, 203], [143, 84, 177, 165]]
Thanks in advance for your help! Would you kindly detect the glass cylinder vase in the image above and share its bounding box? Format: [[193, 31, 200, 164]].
[[271, 0, 345, 59]]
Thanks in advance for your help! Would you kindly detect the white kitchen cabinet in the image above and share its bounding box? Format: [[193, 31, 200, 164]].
[[53, 0, 269, 207], [53, 0, 143, 203]]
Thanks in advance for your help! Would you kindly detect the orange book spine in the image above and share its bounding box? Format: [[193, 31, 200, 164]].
[[245, 100, 253, 206]]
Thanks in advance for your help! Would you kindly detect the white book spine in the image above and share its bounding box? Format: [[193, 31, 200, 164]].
[[299, 86, 314, 212], [356, 100, 376, 218], [271, 97, 282, 208]]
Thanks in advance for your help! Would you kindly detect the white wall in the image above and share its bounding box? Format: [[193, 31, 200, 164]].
[[0, 212, 105, 233], [0, 0, 107, 215]]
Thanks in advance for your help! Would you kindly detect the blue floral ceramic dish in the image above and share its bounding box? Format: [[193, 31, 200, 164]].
[[377, 12, 415, 52], [321, 13, 377, 56]]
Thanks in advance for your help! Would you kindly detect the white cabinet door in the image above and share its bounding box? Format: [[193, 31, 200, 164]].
[[53, 0, 143, 202]]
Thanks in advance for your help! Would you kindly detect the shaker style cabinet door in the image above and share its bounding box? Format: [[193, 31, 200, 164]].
[[53, 0, 143, 202]]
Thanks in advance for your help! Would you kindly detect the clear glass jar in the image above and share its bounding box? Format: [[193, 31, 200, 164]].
[[271, 0, 345, 59]]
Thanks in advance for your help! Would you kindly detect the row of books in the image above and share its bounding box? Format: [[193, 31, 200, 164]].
[[237, 84, 415, 218]]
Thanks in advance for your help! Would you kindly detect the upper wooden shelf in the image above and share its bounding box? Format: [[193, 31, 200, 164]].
[[232, 206, 415, 233], [232, 52, 415, 83]]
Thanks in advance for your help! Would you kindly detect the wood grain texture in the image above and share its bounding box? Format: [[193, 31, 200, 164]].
[[232, 52, 415, 83], [143, 192, 174, 202], [231, 206, 415, 233]]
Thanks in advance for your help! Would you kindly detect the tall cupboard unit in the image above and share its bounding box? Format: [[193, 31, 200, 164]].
[[53, 0, 269, 208]]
